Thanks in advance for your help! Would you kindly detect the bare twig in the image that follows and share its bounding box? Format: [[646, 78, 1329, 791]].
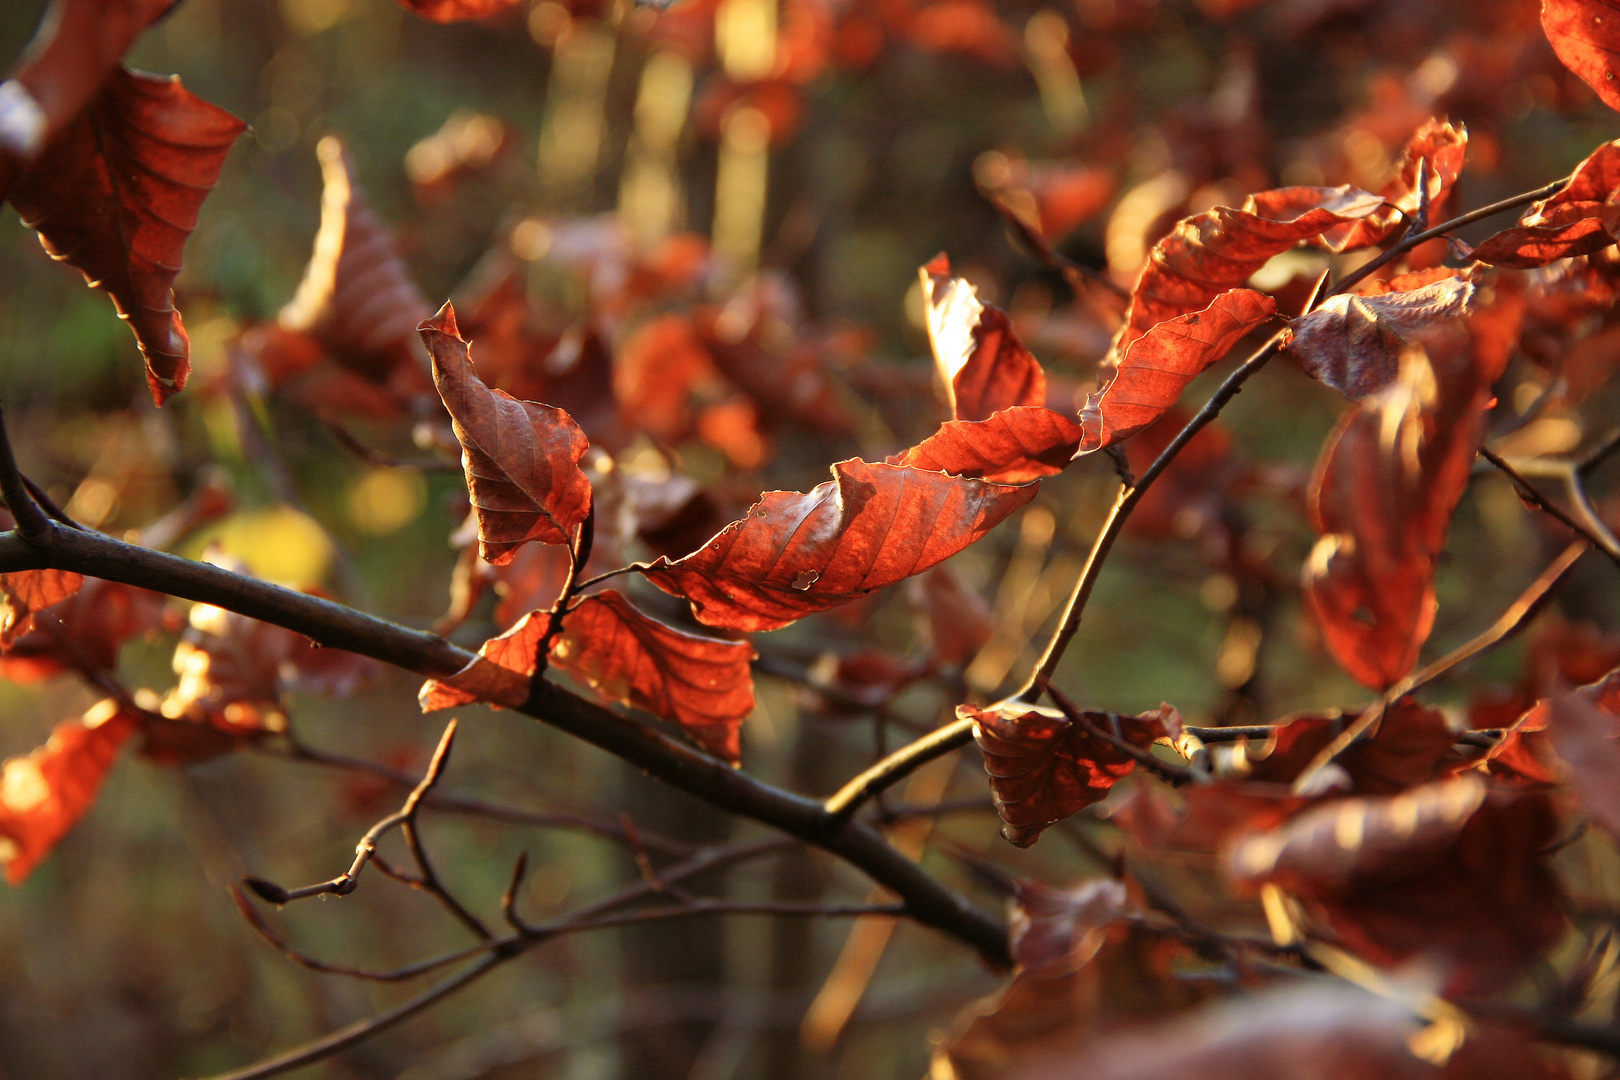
[[993, 195, 1130, 301], [20, 474, 81, 530], [502, 851, 534, 934], [1042, 679, 1196, 786], [0, 402, 51, 542], [1483, 447, 1620, 566], [823, 714, 977, 829]]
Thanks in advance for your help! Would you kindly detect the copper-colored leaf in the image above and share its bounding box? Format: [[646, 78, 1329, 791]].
[[0, 568, 82, 645], [0, 0, 177, 185], [640, 459, 1036, 632], [1472, 140, 1620, 267], [1325, 120, 1468, 252], [1543, 0, 1620, 112], [1079, 288, 1276, 455], [1009, 877, 1132, 976], [614, 313, 719, 443], [896, 406, 1082, 484], [0, 577, 166, 682], [394, 0, 524, 21], [1286, 272, 1474, 400], [1112, 186, 1384, 360], [420, 611, 544, 712], [0, 699, 137, 884], [1238, 701, 1461, 795], [549, 590, 755, 764], [9, 67, 244, 405], [280, 136, 432, 382], [422, 301, 593, 564], [921, 255, 1046, 422], [1305, 319, 1513, 690], [968, 702, 1168, 847]]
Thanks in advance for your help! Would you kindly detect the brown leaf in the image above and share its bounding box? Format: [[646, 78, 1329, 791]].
[[1324, 120, 1468, 253], [549, 590, 755, 764], [968, 702, 1169, 847], [1079, 288, 1276, 455], [1237, 701, 1461, 795], [1542, 0, 1620, 113], [921, 255, 1047, 422], [914, 564, 992, 667], [1009, 877, 1132, 976], [1546, 678, 1620, 836], [0, 700, 138, 884], [1226, 777, 1565, 993], [1112, 186, 1384, 360], [422, 301, 593, 564], [1305, 318, 1514, 690], [640, 460, 1036, 632], [279, 136, 432, 383], [9, 67, 245, 404], [896, 406, 1082, 484], [394, 0, 525, 21], [1286, 273, 1474, 400], [1472, 140, 1620, 268], [0, 577, 166, 682], [0, 569, 83, 645]]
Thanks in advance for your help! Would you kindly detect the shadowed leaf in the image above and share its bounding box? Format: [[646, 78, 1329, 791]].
[[640, 460, 1036, 632], [1009, 878, 1132, 975], [422, 302, 593, 564], [922, 255, 1047, 422], [0, 577, 167, 683], [9, 67, 245, 404]]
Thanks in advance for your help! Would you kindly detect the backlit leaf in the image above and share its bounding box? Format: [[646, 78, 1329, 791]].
[[1542, 0, 1620, 112], [549, 590, 755, 763], [1471, 140, 1620, 267], [420, 611, 544, 712], [394, 0, 525, 21], [896, 406, 1082, 484], [0, 568, 82, 645], [422, 301, 593, 564], [1323, 120, 1468, 252], [1079, 288, 1276, 454], [0, 577, 166, 683], [9, 67, 244, 405], [921, 255, 1047, 422], [640, 459, 1036, 632]]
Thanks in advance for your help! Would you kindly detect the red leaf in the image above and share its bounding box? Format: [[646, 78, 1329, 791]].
[[1009, 877, 1132, 976], [0, 568, 82, 645], [420, 611, 544, 712], [1325, 120, 1468, 253], [394, 0, 524, 20], [0, 577, 166, 682], [549, 590, 755, 764], [895, 406, 1082, 484], [1079, 288, 1276, 454], [422, 301, 593, 564], [0, 0, 176, 185], [921, 255, 1047, 422], [279, 137, 432, 383], [1305, 319, 1514, 690], [968, 701, 1169, 847], [914, 564, 992, 667], [9, 67, 244, 405], [1238, 701, 1461, 794], [640, 460, 1036, 632], [1542, 0, 1620, 113], [1472, 140, 1620, 267], [1112, 186, 1384, 360], [1286, 272, 1474, 400], [615, 313, 719, 443], [0, 700, 137, 884]]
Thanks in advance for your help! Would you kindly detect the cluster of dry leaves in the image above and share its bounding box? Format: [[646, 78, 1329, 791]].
[[7, 0, 1620, 1075]]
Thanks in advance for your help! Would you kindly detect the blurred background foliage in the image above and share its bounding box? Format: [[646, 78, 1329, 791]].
[[0, 0, 1618, 1077]]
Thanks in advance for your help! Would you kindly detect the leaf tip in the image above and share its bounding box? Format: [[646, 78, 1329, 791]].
[[422, 299, 461, 340]]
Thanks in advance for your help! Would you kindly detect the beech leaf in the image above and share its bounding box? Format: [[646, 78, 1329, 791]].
[[1009, 877, 1131, 976], [967, 701, 1169, 847], [0, 700, 138, 885], [420, 611, 544, 713], [1323, 120, 1468, 252], [1078, 288, 1276, 455], [921, 255, 1046, 422], [422, 301, 593, 564], [549, 590, 755, 764], [1471, 140, 1620, 267], [640, 459, 1036, 632], [1542, 0, 1620, 113], [0, 577, 167, 683], [0, 568, 83, 645], [1286, 272, 1475, 400], [895, 406, 1082, 483], [10, 67, 244, 405], [394, 0, 525, 21]]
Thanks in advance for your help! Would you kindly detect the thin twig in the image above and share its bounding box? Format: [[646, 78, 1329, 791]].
[[0, 402, 51, 541], [1042, 679, 1197, 785], [502, 851, 534, 934], [1579, 428, 1620, 477], [20, 475, 81, 529], [993, 195, 1130, 301], [823, 714, 977, 829], [1483, 447, 1620, 566]]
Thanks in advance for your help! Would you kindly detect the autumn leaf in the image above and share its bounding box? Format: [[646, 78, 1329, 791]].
[[0, 0, 177, 191], [1237, 700, 1461, 795], [0, 699, 138, 885], [1078, 288, 1276, 455], [279, 136, 432, 383], [614, 313, 719, 443], [1542, 0, 1620, 113], [422, 301, 593, 564], [1285, 271, 1474, 400], [921, 255, 1047, 422], [639, 460, 1037, 632], [0, 577, 167, 683], [1112, 185, 1384, 360], [9, 67, 244, 405], [420, 610, 545, 712], [395, 0, 525, 21], [968, 701, 1169, 847], [1323, 120, 1468, 253], [0, 568, 83, 645], [549, 590, 755, 764], [1471, 140, 1620, 268], [1009, 877, 1132, 975], [913, 564, 993, 668], [895, 406, 1082, 484], [1544, 672, 1620, 836]]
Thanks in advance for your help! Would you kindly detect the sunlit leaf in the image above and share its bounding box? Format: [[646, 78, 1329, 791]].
[[921, 254, 1047, 422], [1286, 271, 1474, 399], [1471, 140, 1620, 267], [896, 406, 1082, 484], [1542, 0, 1620, 112]]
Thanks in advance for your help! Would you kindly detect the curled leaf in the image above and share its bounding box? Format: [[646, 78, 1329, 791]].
[[921, 255, 1046, 422], [9, 67, 245, 404], [1286, 272, 1474, 400], [640, 460, 1036, 632], [422, 302, 593, 564]]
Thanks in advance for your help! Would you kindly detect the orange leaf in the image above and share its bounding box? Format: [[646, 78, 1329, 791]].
[[394, 0, 524, 21], [0, 700, 137, 884], [9, 67, 244, 405], [967, 702, 1168, 847], [422, 301, 593, 564], [895, 406, 1082, 484], [1543, 0, 1620, 112], [279, 137, 432, 382], [1325, 119, 1467, 252], [550, 590, 755, 764], [0, 568, 83, 645], [1472, 140, 1620, 267], [1078, 288, 1276, 454], [640, 459, 1037, 632], [921, 255, 1046, 422], [420, 611, 544, 712]]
